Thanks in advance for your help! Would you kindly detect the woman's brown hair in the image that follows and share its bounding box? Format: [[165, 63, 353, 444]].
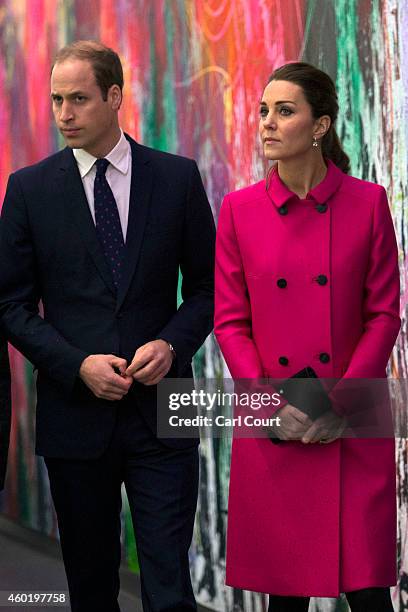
[[268, 62, 350, 174]]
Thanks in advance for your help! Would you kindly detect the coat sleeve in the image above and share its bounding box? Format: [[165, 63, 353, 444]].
[[214, 194, 265, 379], [0, 173, 89, 392], [341, 186, 400, 377], [156, 161, 216, 375], [330, 186, 401, 414]]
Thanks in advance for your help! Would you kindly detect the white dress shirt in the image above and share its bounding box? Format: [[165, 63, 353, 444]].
[[73, 130, 132, 242]]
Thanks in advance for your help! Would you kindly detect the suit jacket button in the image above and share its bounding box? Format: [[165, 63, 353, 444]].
[[278, 204, 288, 216], [279, 356, 289, 366], [316, 274, 328, 286], [316, 204, 327, 213], [277, 278, 287, 288], [319, 352, 330, 364]]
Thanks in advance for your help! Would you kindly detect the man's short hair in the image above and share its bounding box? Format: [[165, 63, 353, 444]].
[[53, 40, 123, 101]]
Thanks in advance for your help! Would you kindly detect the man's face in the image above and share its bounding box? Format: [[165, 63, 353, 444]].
[[51, 59, 121, 157]]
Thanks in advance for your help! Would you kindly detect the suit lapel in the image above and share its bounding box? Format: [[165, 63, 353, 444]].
[[57, 148, 116, 296], [116, 137, 153, 311], [56, 139, 153, 306]]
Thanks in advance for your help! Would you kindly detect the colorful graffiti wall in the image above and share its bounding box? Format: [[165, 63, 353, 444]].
[[1, 1, 407, 610]]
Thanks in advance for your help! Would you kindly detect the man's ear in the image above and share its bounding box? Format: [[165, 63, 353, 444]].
[[109, 84, 122, 111]]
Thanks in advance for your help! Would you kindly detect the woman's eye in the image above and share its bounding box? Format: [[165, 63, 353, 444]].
[[279, 106, 293, 116], [259, 107, 269, 117]]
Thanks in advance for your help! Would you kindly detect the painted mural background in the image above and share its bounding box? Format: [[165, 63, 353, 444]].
[[0, 1, 407, 610]]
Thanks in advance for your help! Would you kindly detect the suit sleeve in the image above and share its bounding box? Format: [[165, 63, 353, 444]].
[[330, 186, 401, 413], [214, 194, 265, 378], [157, 161, 216, 375], [0, 333, 11, 491], [0, 173, 89, 392]]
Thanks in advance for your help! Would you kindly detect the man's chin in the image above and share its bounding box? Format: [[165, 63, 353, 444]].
[[60, 133, 86, 149], [65, 142, 82, 150]]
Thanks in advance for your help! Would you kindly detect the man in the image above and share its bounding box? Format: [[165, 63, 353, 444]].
[[0, 334, 10, 492], [0, 40, 215, 612]]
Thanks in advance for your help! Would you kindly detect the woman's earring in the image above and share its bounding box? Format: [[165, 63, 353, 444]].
[[312, 137, 319, 148]]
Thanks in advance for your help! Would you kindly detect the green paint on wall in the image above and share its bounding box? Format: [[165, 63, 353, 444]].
[[335, 0, 363, 174], [163, 2, 179, 153]]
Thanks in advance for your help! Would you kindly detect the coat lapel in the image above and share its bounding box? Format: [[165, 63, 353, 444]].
[[116, 137, 153, 311], [57, 147, 116, 296]]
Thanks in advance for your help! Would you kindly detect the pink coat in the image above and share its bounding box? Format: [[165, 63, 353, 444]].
[[214, 160, 401, 597]]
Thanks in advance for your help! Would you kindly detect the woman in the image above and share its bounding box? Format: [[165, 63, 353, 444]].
[[214, 62, 400, 611]]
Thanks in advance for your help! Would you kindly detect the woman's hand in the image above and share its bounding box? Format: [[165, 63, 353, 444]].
[[301, 411, 347, 444], [272, 403, 313, 440]]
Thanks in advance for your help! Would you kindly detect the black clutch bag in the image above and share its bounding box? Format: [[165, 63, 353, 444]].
[[270, 366, 331, 444]]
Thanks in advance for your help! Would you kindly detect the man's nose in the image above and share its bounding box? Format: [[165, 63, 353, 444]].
[[59, 102, 74, 122]]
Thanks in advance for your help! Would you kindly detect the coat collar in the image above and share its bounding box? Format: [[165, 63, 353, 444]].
[[57, 133, 153, 307], [266, 159, 344, 208]]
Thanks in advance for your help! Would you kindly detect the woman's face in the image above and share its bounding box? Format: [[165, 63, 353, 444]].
[[259, 79, 327, 161]]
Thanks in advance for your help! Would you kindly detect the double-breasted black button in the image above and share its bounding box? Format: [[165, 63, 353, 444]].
[[316, 274, 328, 286], [279, 356, 289, 366], [277, 278, 287, 288], [319, 352, 330, 364], [278, 204, 288, 216], [315, 204, 327, 213]]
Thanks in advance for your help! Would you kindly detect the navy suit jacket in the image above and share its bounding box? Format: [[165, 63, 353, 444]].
[[0, 334, 10, 489], [0, 135, 215, 458]]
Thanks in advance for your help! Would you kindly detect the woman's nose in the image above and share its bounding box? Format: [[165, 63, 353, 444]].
[[263, 113, 277, 129]]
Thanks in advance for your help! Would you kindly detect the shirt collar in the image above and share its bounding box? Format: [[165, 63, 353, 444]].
[[73, 129, 131, 178], [266, 159, 344, 208]]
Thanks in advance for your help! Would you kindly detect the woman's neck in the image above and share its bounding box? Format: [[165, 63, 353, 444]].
[[276, 153, 328, 199]]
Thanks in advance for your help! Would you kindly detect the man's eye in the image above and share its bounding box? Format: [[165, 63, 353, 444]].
[[76, 96, 85, 102], [53, 97, 62, 104]]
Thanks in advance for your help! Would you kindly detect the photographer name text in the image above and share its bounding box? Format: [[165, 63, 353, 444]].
[[168, 415, 281, 427]]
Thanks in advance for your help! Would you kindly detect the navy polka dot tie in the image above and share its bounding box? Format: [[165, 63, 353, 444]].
[[94, 158, 125, 289]]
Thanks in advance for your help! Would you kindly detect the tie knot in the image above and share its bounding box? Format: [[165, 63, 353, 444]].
[[95, 158, 109, 176]]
